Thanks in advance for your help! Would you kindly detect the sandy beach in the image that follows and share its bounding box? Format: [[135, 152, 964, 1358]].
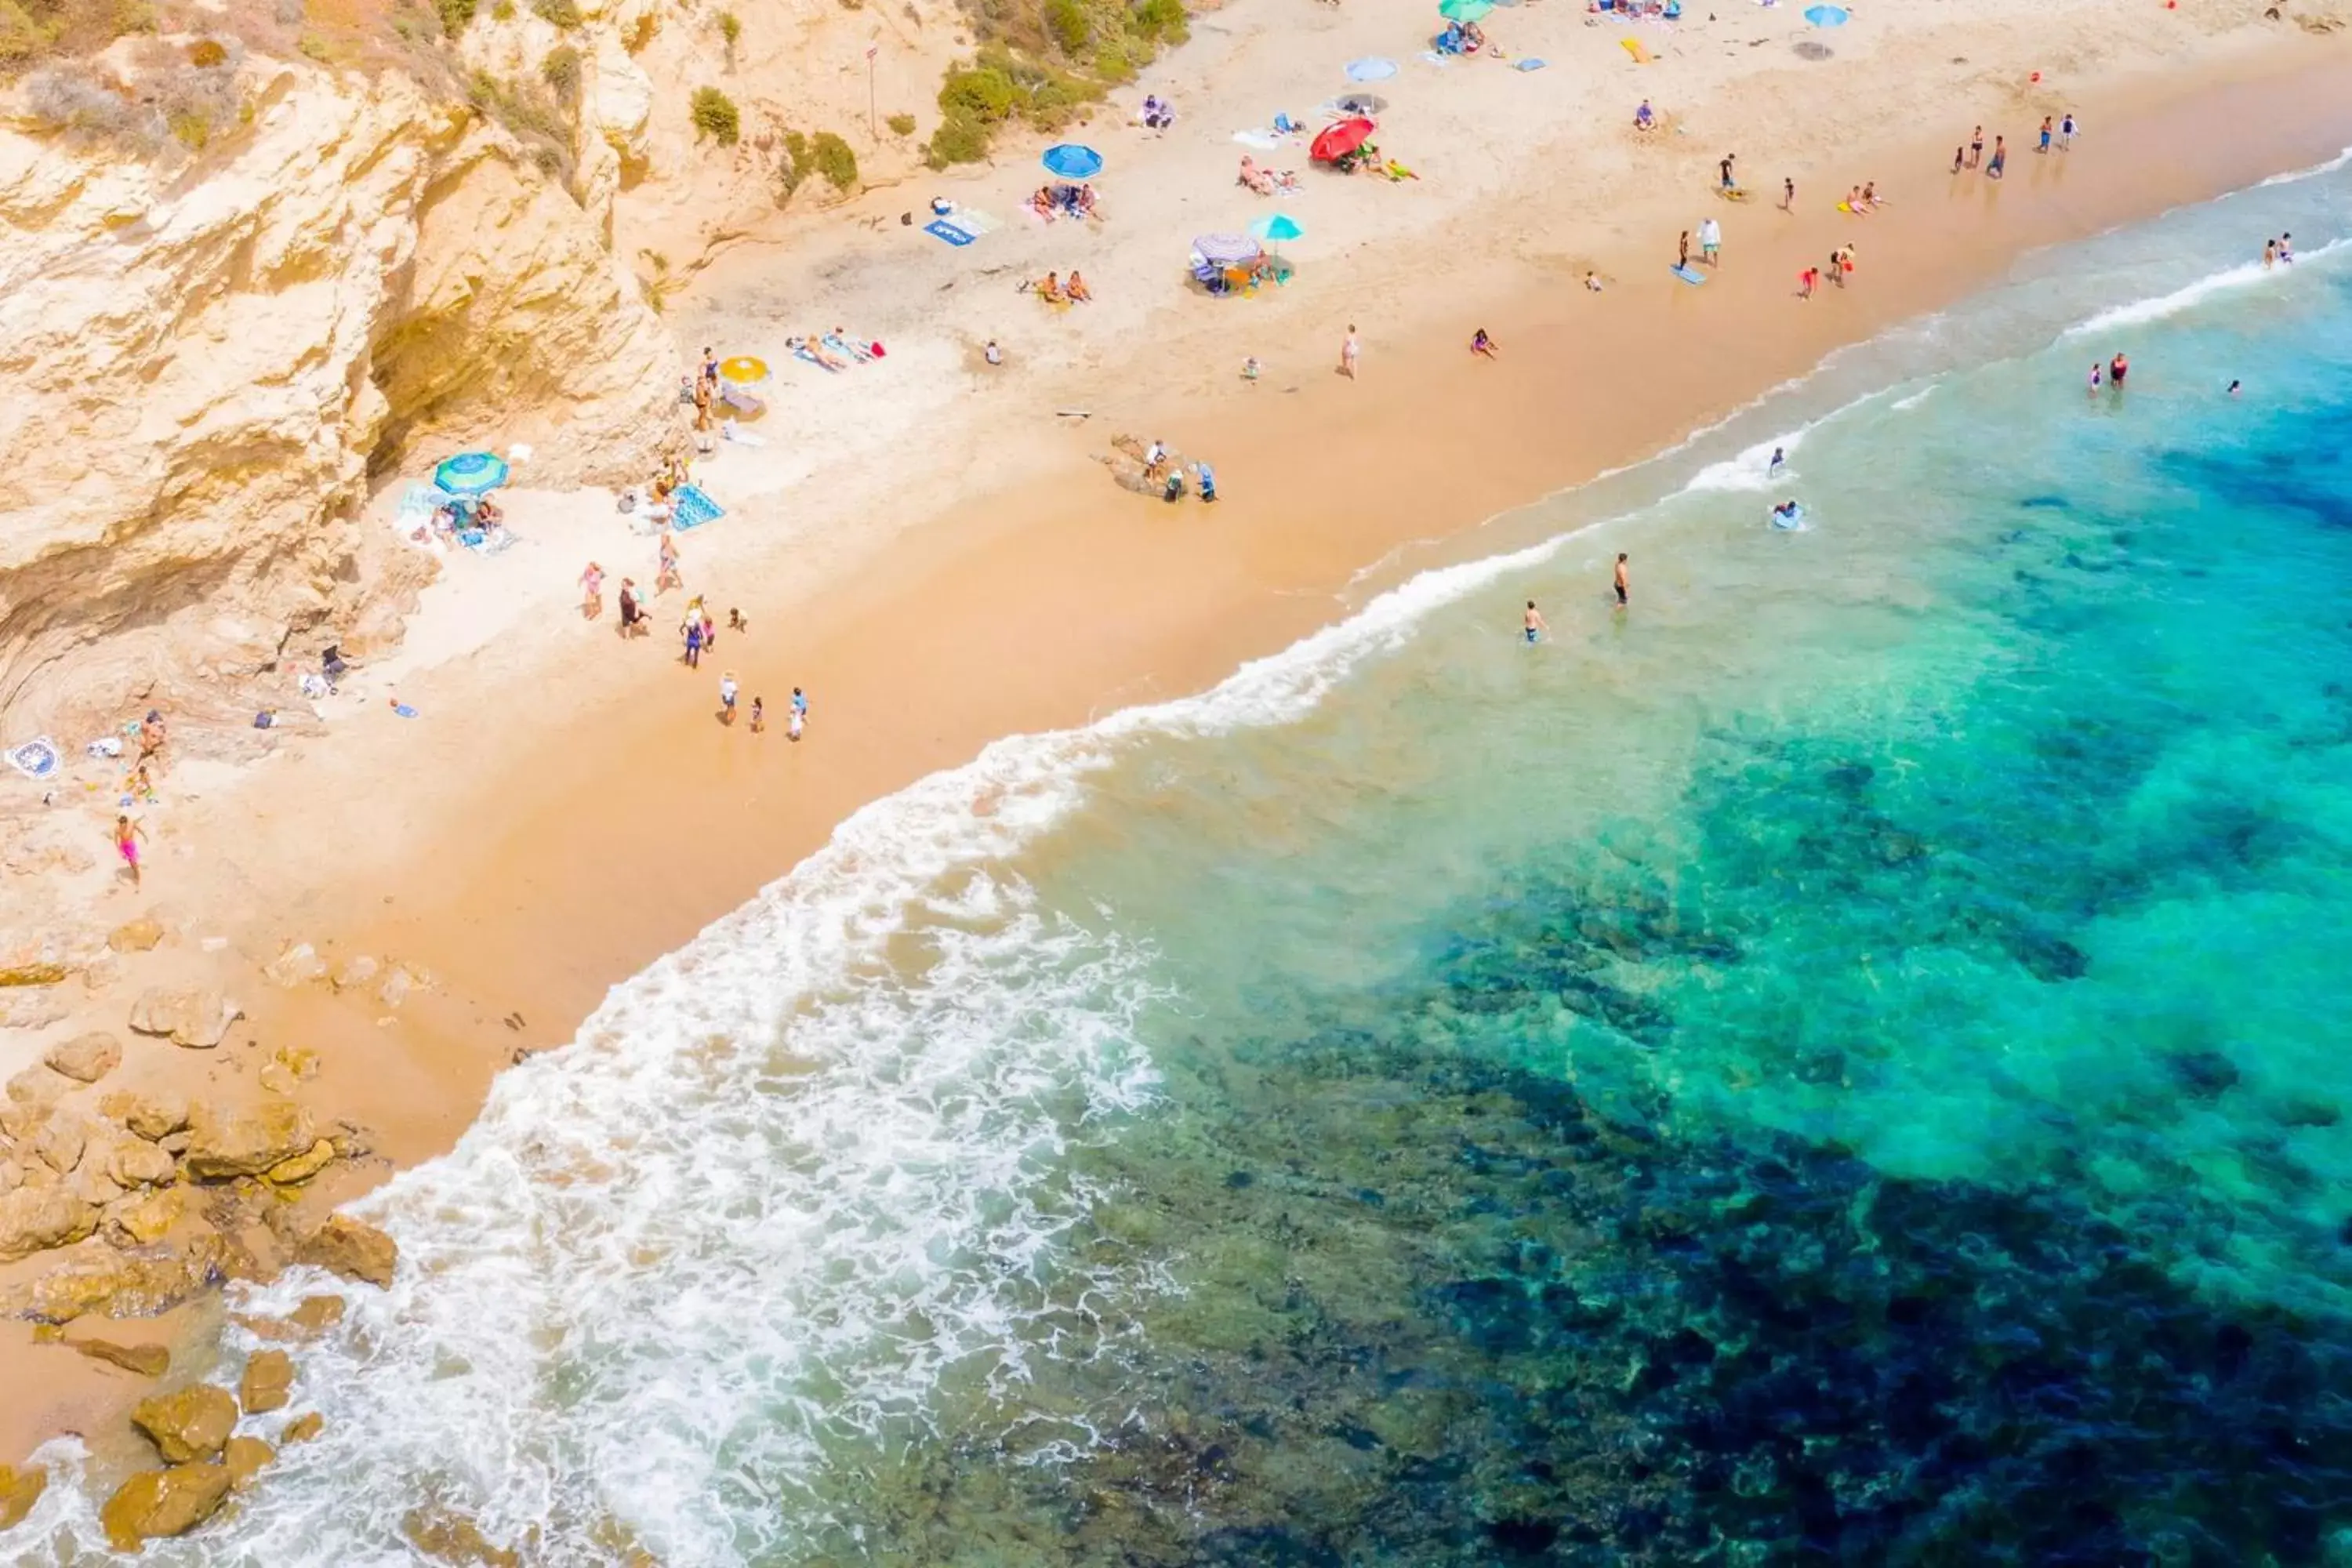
[[3, 0, 2350, 1486]]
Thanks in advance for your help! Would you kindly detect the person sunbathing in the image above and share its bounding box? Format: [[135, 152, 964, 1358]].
[[805, 336, 850, 370], [1238, 156, 1276, 195], [1382, 157, 1420, 181], [1075, 183, 1102, 219], [1066, 270, 1094, 303], [1038, 271, 1067, 305], [1029, 187, 1058, 220]]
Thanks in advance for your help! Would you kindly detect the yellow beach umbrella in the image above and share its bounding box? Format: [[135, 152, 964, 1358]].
[[717, 355, 771, 387]]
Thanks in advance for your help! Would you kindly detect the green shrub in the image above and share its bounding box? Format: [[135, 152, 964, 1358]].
[[937, 63, 1016, 122], [885, 111, 915, 136], [808, 129, 856, 189], [1043, 0, 1086, 53], [0, 0, 53, 65], [434, 0, 474, 37], [1130, 0, 1184, 42], [622, 9, 655, 49], [717, 8, 739, 40], [924, 111, 988, 168], [690, 85, 739, 145], [298, 27, 332, 54], [539, 42, 579, 101], [1091, 39, 1134, 81], [490, 0, 512, 16], [529, 0, 579, 27]]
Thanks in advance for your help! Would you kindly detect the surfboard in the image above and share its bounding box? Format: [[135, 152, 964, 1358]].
[[1671, 264, 1707, 285], [1620, 38, 1651, 62]]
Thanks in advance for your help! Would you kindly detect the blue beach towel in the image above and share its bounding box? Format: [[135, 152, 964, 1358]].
[[925, 220, 976, 246], [671, 483, 726, 532], [1671, 264, 1708, 285], [1515, 56, 1548, 71]]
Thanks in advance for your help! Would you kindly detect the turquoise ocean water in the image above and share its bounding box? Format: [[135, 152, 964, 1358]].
[[11, 154, 2352, 1566]]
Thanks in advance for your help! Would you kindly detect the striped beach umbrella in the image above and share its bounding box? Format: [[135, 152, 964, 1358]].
[[432, 451, 510, 495]]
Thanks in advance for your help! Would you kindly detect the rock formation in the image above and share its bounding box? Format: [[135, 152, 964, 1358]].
[[129, 1383, 238, 1464], [0, 47, 676, 735], [99, 1461, 230, 1551]]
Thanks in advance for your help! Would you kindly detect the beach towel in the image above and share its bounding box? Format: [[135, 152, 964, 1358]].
[[1232, 129, 1284, 149], [822, 334, 876, 363], [5, 737, 59, 780], [1417, 49, 1453, 66], [1515, 56, 1548, 70], [720, 383, 766, 414], [670, 483, 727, 532], [721, 420, 768, 447], [791, 345, 840, 372], [392, 702, 419, 719], [924, 220, 976, 246]]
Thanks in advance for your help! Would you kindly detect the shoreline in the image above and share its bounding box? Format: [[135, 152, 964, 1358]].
[[3, 8, 2350, 1482]]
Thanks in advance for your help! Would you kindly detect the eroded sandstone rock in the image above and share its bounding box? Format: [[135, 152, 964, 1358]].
[[184, 1098, 314, 1180], [103, 1089, 191, 1142], [239, 1348, 294, 1414], [294, 1214, 397, 1288], [127, 989, 241, 1050], [107, 919, 166, 954], [70, 1336, 172, 1377], [44, 1031, 122, 1083], [265, 1138, 337, 1186], [223, 1435, 274, 1493], [0, 1185, 98, 1261], [130, 1384, 238, 1463], [0, 1463, 45, 1530], [0, 1229, 236, 1322], [100, 1462, 230, 1551]]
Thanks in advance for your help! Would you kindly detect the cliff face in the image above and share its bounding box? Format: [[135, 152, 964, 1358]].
[[0, 52, 676, 735]]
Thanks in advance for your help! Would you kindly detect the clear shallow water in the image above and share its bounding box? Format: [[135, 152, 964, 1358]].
[[11, 163, 2352, 1566]]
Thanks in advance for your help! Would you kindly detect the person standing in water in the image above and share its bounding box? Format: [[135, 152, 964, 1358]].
[[2109, 351, 2129, 388], [1523, 601, 1548, 644], [2088, 361, 2103, 394], [1613, 554, 1630, 607], [1768, 446, 1787, 480]]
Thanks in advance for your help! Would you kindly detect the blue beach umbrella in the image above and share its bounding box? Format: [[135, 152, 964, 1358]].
[[433, 451, 509, 495], [1041, 143, 1104, 180], [1803, 4, 1849, 23], [1345, 56, 1399, 82], [1248, 212, 1305, 243]]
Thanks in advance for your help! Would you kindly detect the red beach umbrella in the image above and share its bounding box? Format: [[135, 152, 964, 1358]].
[[1311, 117, 1377, 162]]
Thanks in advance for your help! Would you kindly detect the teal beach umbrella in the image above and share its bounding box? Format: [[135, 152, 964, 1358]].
[[1248, 212, 1305, 245], [433, 451, 510, 495], [1439, 0, 1494, 21]]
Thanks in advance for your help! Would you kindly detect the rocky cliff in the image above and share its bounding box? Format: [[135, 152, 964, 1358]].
[[0, 45, 677, 735]]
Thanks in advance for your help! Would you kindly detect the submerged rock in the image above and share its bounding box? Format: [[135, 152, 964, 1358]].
[[223, 1436, 274, 1494], [69, 1336, 172, 1378], [239, 1348, 294, 1414]]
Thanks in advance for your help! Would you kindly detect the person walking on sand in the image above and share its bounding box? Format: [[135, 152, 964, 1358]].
[[1678, 230, 1691, 271], [1613, 553, 1631, 608], [701, 346, 720, 386], [2060, 111, 2077, 150], [1783, 176, 1796, 211], [1339, 324, 1359, 379], [1798, 265, 1819, 299], [1718, 153, 1737, 193], [1967, 125, 1984, 169], [658, 529, 681, 593], [1699, 216, 1722, 267], [692, 373, 713, 433], [112, 814, 147, 889], [750, 695, 765, 733], [684, 615, 704, 669], [719, 670, 739, 726], [1987, 136, 2007, 180], [787, 687, 808, 742], [1951, 145, 1965, 175], [2038, 116, 2053, 154], [579, 561, 604, 619], [1523, 600, 1548, 644]]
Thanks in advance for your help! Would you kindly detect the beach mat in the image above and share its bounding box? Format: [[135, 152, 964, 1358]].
[[5, 736, 59, 780], [924, 220, 976, 246], [1515, 56, 1548, 70], [1671, 264, 1708, 285], [671, 483, 726, 532]]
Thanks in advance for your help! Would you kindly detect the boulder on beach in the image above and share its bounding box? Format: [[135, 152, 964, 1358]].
[[127, 988, 241, 1049], [100, 1462, 231, 1551], [0, 1185, 99, 1262], [2, 1229, 236, 1323], [107, 918, 166, 954], [263, 942, 328, 989], [0, 1463, 45, 1530], [265, 1138, 337, 1186], [70, 1336, 172, 1377], [130, 1383, 239, 1464], [44, 1032, 122, 1083], [184, 1098, 316, 1181], [103, 1088, 192, 1142], [294, 1214, 397, 1288]]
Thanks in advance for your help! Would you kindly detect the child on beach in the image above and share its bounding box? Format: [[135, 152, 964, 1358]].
[[751, 695, 765, 733], [1471, 328, 1499, 359], [112, 814, 147, 888], [580, 561, 604, 619], [2038, 116, 2053, 154], [720, 671, 739, 725], [1987, 137, 2007, 180], [684, 617, 704, 669], [1799, 266, 1819, 299]]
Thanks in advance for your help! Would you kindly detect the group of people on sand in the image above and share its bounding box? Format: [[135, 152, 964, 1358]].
[[1029, 270, 1095, 305], [1028, 183, 1102, 223], [1236, 155, 1300, 196]]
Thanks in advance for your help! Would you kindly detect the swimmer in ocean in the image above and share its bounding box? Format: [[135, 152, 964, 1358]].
[[1523, 600, 1548, 643], [1772, 499, 1801, 526], [1767, 446, 1786, 480], [1613, 554, 1630, 607], [2088, 362, 2103, 393], [2228, 379, 2242, 396]]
